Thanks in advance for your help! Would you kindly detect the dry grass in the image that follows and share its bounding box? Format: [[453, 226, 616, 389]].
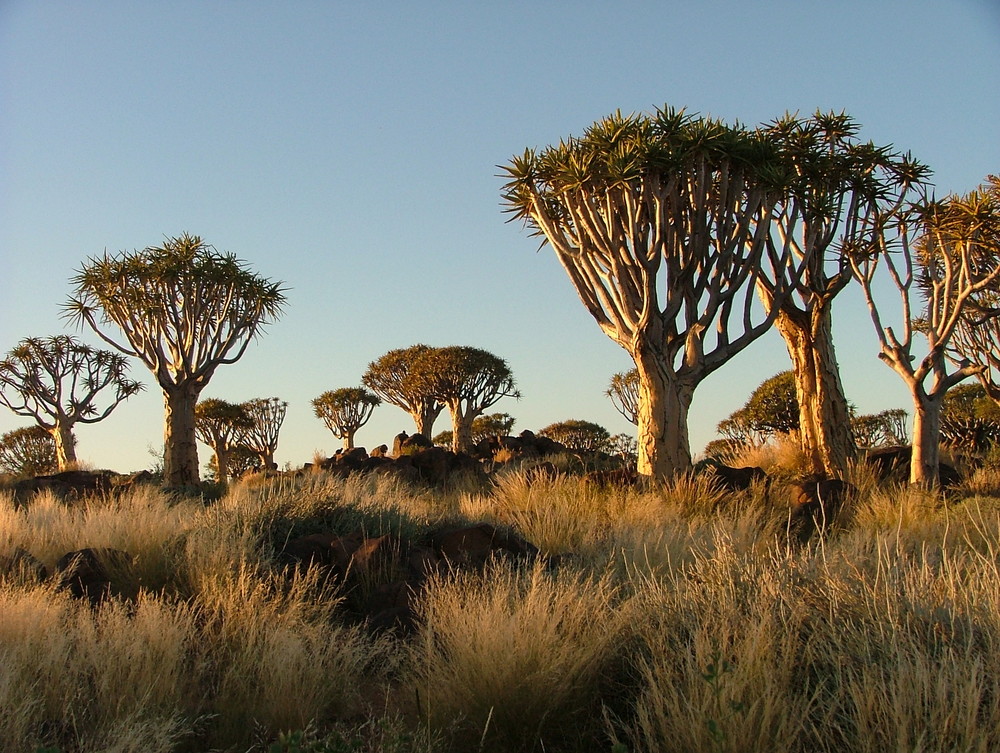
[[3, 465, 1000, 752]]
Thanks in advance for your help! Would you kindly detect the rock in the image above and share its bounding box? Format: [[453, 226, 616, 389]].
[[786, 478, 854, 542], [54, 548, 134, 604], [697, 460, 766, 492], [0, 547, 48, 582], [583, 468, 639, 487], [431, 523, 539, 568], [280, 533, 339, 569], [370, 444, 389, 458]]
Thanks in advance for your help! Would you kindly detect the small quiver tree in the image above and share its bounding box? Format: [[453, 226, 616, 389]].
[[539, 419, 612, 453], [238, 397, 287, 471], [0, 335, 142, 470], [0, 426, 58, 477], [851, 408, 908, 449], [194, 399, 252, 484], [606, 368, 640, 426], [412, 346, 519, 454], [362, 344, 446, 440], [848, 180, 1000, 485], [64, 234, 287, 486], [312, 387, 381, 450], [503, 107, 809, 479]]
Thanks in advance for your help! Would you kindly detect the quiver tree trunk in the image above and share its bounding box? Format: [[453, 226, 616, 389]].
[[910, 392, 943, 486], [449, 403, 475, 455], [163, 383, 202, 486], [633, 348, 694, 479], [215, 448, 231, 485], [51, 423, 78, 471], [412, 404, 441, 442], [775, 305, 857, 477]]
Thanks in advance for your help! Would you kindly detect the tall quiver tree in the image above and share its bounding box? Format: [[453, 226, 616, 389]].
[[194, 399, 252, 484], [65, 234, 287, 486], [412, 346, 519, 454], [362, 344, 445, 438], [503, 108, 807, 479], [755, 112, 928, 477], [848, 179, 1000, 485], [312, 387, 381, 450], [238, 397, 287, 470], [606, 368, 640, 426], [0, 335, 142, 469]]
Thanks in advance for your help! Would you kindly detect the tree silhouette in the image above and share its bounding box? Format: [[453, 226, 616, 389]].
[[312, 387, 381, 450], [238, 397, 287, 470], [0, 425, 58, 477], [411, 346, 518, 454], [0, 335, 142, 469], [503, 108, 808, 478], [65, 234, 286, 485], [362, 344, 445, 439], [194, 398, 252, 484]]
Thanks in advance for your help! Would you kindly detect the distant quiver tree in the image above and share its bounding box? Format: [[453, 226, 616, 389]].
[[606, 369, 640, 426], [194, 398, 252, 484], [64, 234, 287, 486], [539, 419, 611, 453], [0, 425, 58, 477], [0, 335, 142, 470], [312, 387, 381, 450], [411, 346, 519, 454], [503, 107, 809, 478], [238, 397, 287, 471], [362, 344, 446, 439]]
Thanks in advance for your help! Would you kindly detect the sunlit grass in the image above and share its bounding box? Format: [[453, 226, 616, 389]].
[[2, 465, 1000, 751]]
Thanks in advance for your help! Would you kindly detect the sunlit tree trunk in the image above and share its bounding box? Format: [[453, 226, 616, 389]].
[[775, 305, 856, 477], [163, 384, 202, 486], [633, 347, 693, 479], [910, 391, 942, 486], [51, 423, 77, 471], [449, 401, 475, 454], [215, 447, 231, 484], [343, 432, 355, 451], [413, 404, 441, 441]]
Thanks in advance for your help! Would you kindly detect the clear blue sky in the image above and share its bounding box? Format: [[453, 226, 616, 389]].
[[2, 1, 999, 472]]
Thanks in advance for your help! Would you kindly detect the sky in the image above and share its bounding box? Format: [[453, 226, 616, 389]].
[[2, 1, 1000, 473]]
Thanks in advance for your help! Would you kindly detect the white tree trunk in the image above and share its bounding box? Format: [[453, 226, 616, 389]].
[[51, 423, 77, 471], [633, 348, 693, 480], [910, 393, 942, 486], [449, 401, 475, 454], [163, 384, 202, 487], [776, 306, 856, 478]]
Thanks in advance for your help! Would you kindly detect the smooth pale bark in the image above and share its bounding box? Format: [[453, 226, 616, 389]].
[[163, 384, 202, 486], [448, 401, 476, 455], [909, 393, 942, 486], [774, 305, 857, 477], [633, 348, 694, 479], [343, 433, 355, 451], [215, 448, 231, 485], [51, 423, 77, 471], [413, 404, 442, 440]]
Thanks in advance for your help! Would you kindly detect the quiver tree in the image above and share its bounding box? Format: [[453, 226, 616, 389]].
[[848, 180, 1000, 485], [503, 107, 808, 479], [194, 398, 252, 484], [539, 419, 612, 453], [851, 408, 908, 449], [0, 335, 142, 469], [64, 234, 287, 486], [939, 383, 1000, 453], [754, 112, 928, 477], [0, 425, 58, 477], [362, 344, 446, 439], [946, 177, 1000, 402], [606, 368, 640, 425], [238, 397, 287, 470], [715, 370, 800, 448], [433, 412, 517, 448], [411, 346, 519, 454], [312, 387, 381, 450]]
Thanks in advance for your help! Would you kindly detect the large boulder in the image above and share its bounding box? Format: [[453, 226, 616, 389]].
[[54, 547, 135, 604], [786, 478, 854, 543], [431, 522, 539, 569], [0, 547, 48, 582]]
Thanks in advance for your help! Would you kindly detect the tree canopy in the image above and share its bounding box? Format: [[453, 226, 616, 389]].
[[312, 387, 381, 450]]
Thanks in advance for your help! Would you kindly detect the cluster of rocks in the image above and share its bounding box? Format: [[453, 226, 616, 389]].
[[278, 522, 539, 632], [313, 433, 486, 486], [8, 469, 157, 504], [0, 546, 136, 604]]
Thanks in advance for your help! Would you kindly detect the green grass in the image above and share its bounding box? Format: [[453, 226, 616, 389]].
[[3, 464, 1000, 752]]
